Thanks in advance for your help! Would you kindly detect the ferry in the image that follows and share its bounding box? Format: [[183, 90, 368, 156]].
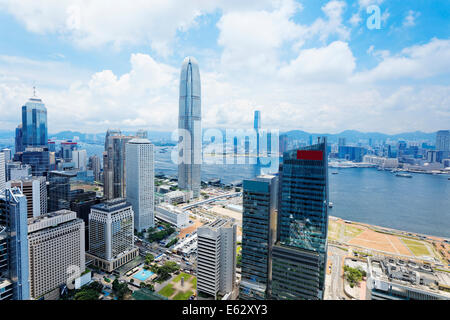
[[395, 173, 412, 178]]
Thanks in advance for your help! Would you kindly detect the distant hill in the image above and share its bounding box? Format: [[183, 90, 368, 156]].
[[0, 129, 440, 145], [283, 129, 437, 144]]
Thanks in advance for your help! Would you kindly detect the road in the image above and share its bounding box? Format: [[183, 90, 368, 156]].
[[324, 245, 347, 300]]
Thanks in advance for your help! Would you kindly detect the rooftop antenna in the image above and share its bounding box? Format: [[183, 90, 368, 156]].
[[33, 86, 36, 97]]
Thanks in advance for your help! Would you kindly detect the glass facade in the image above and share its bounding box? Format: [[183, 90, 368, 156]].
[[48, 171, 77, 212], [0, 188, 30, 300], [240, 175, 278, 300], [21, 98, 48, 148], [271, 138, 329, 300], [21, 147, 50, 177], [178, 56, 201, 198]]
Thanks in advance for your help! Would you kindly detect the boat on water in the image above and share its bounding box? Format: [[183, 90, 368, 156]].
[[332, 172, 338, 175], [328, 202, 334, 208], [395, 173, 412, 178]]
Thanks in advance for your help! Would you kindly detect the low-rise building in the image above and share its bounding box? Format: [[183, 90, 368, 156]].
[[367, 256, 450, 300], [155, 203, 189, 228], [164, 190, 193, 205]]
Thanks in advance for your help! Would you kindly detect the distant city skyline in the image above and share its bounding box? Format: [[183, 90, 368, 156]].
[[0, 1, 449, 134]]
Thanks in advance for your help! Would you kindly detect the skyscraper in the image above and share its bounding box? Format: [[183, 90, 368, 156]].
[[0, 152, 5, 192], [103, 129, 133, 199], [271, 138, 329, 300], [126, 138, 155, 232], [436, 130, 450, 152], [6, 176, 47, 218], [197, 218, 237, 299], [72, 149, 88, 171], [21, 95, 48, 148], [254, 110, 261, 157], [240, 175, 278, 300], [27, 210, 85, 300], [0, 188, 30, 300], [178, 56, 201, 198], [87, 199, 138, 272], [21, 146, 50, 177], [15, 124, 24, 154], [88, 155, 101, 182]]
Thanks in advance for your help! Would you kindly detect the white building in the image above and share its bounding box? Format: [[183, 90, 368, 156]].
[[164, 190, 193, 205], [27, 210, 85, 300], [197, 218, 237, 299], [87, 198, 138, 272], [0, 152, 5, 192], [125, 138, 154, 232], [7, 176, 47, 218], [72, 149, 88, 170], [155, 203, 189, 228], [363, 155, 399, 168]]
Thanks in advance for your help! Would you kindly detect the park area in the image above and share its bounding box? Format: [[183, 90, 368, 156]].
[[328, 217, 442, 261], [157, 272, 197, 300]]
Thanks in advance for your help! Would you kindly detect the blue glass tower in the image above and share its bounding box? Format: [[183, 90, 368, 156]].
[[0, 188, 30, 300], [178, 56, 201, 198], [271, 137, 329, 300], [240, 175, 278, 300], [22, 96, 48, 148]]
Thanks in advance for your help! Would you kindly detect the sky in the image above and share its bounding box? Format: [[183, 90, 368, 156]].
[[0, 0, 449, 134]]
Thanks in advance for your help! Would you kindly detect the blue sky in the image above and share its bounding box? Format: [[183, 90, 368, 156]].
[[0, 0, 449, 134]]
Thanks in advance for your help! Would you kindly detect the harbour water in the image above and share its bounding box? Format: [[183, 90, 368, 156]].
[[84, 144, 450, 238]]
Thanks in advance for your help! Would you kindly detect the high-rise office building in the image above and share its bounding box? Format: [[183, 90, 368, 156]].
[[178, 56, 201, 198], [60, 141, 78, 162], [6, 162, 32, 181], [88, 155, 101, 182], [27, 210, 85, 300], [22, 147, 50, 177], [72, 149, 87, 171], [240, 175, 278, 300], [21, 95, 48, 148], [87, 198, 138, 272], [436, 130, 450, 152], [1, 149, 12, 163], [197, 218, 237, 299], [70, 191, 103, 252], [6, 176, 47, 218], [0, 188, 30, 300], [15, 124, 24, 154], [0, 152, 5, 192], [254, 110, 261, 157], [126, 138, 154, 232], [271, 138, 329, 300], [279, 135, 288, 154], [103, 129, 133, 199], [47, 170, 77, 212]]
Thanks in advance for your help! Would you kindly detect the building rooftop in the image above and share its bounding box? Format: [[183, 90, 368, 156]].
[[368, 257, 450, 298], [202, 218, 235, 231], [91, 198, 131, 213]]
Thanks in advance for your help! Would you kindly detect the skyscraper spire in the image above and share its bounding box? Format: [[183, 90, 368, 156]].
[[178, 56, 201, 198]]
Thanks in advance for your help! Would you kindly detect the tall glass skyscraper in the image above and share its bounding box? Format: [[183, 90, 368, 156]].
[[103, 130, 133, 200], [240, 175, 278, 300], [0, 188, 30, 300], [254, 110, 261, 157], [271, 137, 329, 300], [178, 56, 201, 198], [21, 96, 48, 148]]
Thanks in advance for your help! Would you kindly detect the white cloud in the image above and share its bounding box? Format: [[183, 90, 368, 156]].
[[403, 10, 420, 27], [353, 38, 450, 82], [0, 2, 448, 135]]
